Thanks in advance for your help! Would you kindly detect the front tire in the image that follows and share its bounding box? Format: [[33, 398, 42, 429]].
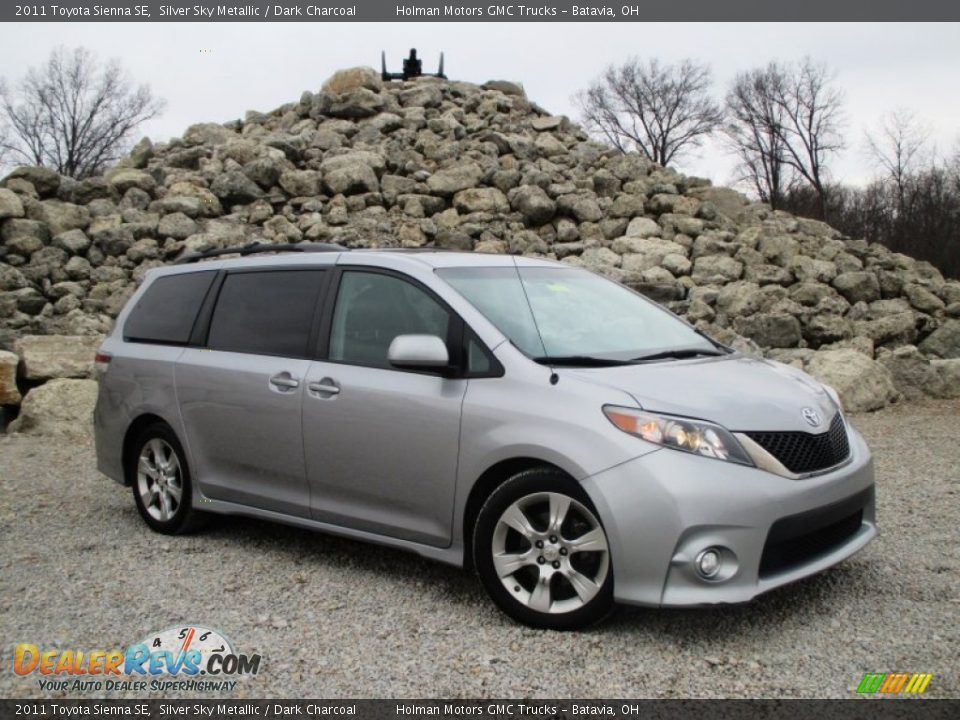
[[473, 468, 615, 630], [129, 423, 204, 534]]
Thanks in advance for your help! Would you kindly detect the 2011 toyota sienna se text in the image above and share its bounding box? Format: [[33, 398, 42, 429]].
[[94, 245, 877, 629]]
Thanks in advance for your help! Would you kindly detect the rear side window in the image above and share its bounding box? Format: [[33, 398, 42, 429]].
[[207, 270, 325, 358], [124, 271, 216, 345]]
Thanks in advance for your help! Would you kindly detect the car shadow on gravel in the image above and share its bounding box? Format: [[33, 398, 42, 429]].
[[202, 514, 487, 605], [190, 509, 882, 638]]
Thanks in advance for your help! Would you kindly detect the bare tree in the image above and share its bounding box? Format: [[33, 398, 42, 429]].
[[724, 64, 792, 209], [773, 58, 845, 219], [0, 47, 164, 179], [865, 109, 931, 211], [722, 59, 844, 218], [574, 58, 723, 167]]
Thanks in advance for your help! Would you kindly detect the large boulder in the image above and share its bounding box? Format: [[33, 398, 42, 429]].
[[322, 66, 382, 95], [806, 349, 900, 412], [211, 171, 263, 205], [733, 312, 802, 349], [918, 319, 960, 359], [279, 169, 321, 197], [0, 350, 20, 405], [930, 359, 960, 398], [688, 186, 748, 220], [804, 314, 854, 347], [53, 228, 91, 254], [13, 335, 103, 380], [903, 283, 945, 314], [557, 194, 603, 223], [4, 166, 61, 196], [27, 199, 91, 237], [483, 80, 525, 97], [323, 162, 378, 196], [453, 187, 509, 215], [856, 312, 917, 347], [716, 281, 763, 317], [157, 212, 198, 239], [613, 236, 687, 259], [624, 216, 661, 238], [2, 218, 50, 256], [326, 88, 385, 119], [692, 255, 744, 284], [509, 185, 556, 225], [426, 163, 483, 197], [182, 123, 234, 146], [0, 188, 25, 220], [877, 345, 946, 400], [106, 169, 157, 194], [9, 378, 98, 437]]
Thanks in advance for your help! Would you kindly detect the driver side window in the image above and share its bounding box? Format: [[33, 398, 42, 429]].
[[329, 271, 451, 369]]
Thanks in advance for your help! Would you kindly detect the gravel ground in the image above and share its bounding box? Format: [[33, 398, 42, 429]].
[[1, 399, 957, 699]]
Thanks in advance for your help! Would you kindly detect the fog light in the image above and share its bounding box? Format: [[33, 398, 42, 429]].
[[696, 548, 722, 578]]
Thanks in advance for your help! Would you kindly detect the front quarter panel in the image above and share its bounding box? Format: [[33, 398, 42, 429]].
[[453, 342, 660, 546]]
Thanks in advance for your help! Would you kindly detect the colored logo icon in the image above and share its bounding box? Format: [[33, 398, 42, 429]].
[[856, 672, 932, 694]]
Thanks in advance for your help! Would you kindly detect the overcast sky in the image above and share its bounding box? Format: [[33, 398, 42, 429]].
[[1, 22, 958, 188]]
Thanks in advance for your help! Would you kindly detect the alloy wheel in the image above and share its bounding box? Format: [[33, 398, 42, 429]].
[[136, 438, 184, 523], [491, 491, 610, 615]]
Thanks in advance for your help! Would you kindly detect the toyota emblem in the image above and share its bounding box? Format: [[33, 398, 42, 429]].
[[801, 407, 822, 427]]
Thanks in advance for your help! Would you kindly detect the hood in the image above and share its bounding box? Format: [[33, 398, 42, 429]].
[[563, 354, 839, 434]]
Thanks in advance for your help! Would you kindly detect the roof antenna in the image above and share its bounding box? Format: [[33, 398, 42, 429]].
[[512, 257, 559, 386]]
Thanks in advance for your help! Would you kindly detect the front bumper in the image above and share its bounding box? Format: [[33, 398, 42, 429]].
[[580, 423, 876, 607]]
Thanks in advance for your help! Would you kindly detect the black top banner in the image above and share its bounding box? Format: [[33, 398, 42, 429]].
[[4, 0, 960, 22]]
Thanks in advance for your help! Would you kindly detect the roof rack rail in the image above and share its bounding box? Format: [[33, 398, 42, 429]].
[[365, 246, 460, 253], [174, 242, 347, 265]]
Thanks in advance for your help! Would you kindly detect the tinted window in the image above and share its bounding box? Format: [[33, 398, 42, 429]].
[[124, 271, 215, 345], [207, 270, 324, 357], [329, 271, 451, 368], [465, 331, 493, 376]]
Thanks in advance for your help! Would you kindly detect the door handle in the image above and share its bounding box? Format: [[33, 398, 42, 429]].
[[269, 373, 300, 390], [308, 379, 340, 396]]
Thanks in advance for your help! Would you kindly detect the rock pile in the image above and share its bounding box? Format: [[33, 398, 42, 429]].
[[1, 65, 958, 425]]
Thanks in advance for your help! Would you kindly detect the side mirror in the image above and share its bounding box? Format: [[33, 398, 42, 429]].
[[387, 334, 450, 370]]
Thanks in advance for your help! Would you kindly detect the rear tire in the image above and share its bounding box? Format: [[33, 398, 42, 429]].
[[473, 467, 615, 630], [129, 422, 205, 535]]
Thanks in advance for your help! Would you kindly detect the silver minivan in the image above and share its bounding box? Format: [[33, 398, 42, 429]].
[[94, 245, 876, 629]]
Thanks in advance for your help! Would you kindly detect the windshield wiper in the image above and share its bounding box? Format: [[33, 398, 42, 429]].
[[532, 355, 637, 367], [630, 348, 727, 362]]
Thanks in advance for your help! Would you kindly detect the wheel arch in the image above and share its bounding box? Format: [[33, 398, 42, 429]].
[[121, 413, 172, 486], [461, 457, 575, 571]]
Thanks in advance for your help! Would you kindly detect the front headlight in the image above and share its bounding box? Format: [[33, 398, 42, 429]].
[[602, 405, 754, 466]]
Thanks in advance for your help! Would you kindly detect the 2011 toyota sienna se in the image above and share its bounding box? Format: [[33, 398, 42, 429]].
[[94, 244, 877, 629]]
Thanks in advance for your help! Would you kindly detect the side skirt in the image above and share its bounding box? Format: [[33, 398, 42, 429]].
[[194, 495, 465, 567]]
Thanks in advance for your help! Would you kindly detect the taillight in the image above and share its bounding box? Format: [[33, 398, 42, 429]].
[[94, 351, 112, 374]]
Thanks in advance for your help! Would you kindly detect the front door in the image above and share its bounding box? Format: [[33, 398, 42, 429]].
[[302, 269, 466, 546]]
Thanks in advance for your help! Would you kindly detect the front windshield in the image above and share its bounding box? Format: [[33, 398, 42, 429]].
[[438, 265, 716, 362]]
